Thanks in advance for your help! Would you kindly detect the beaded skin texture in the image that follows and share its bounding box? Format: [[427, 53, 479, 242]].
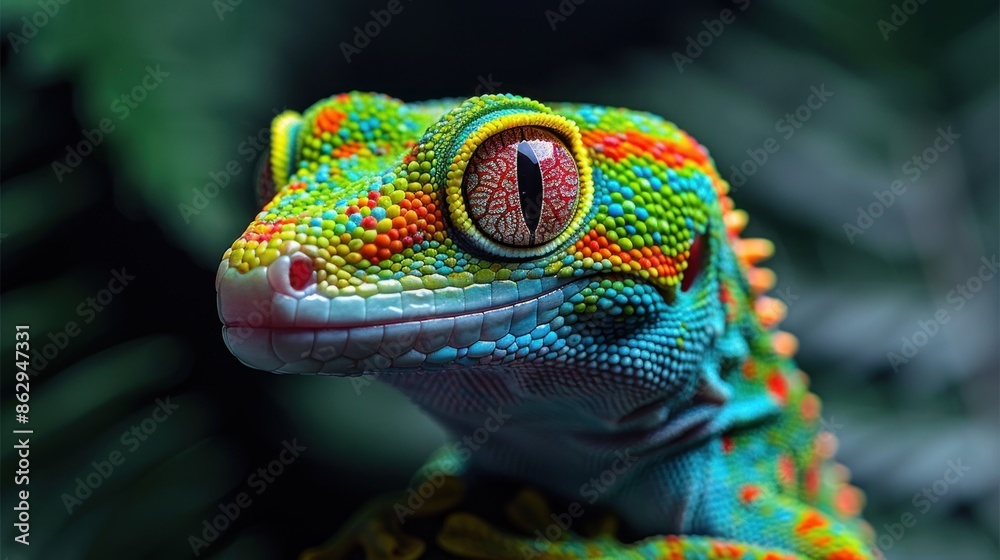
[[216, 92, 880, 559]]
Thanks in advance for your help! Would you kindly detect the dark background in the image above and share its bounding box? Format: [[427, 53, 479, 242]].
[[1, 0, 997, 558]]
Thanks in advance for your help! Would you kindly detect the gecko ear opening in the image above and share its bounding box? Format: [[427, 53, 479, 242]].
[[256, 111, 303, 208]]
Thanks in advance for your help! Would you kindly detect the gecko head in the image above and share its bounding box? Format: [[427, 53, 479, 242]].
[[217, 92, 738, 415]]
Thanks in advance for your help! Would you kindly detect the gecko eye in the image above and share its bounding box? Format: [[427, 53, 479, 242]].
[[462, 127, 580, 248], [680, 232, 709, 292]]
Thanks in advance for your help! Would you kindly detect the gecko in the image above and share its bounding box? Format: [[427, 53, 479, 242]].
[[216, 92, 879, 560]]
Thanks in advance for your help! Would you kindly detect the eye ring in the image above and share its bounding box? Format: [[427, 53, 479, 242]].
[[445, 113, 594, 260]]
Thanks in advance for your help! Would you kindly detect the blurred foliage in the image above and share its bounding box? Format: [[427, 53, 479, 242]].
[[1, 0, 997, 558]]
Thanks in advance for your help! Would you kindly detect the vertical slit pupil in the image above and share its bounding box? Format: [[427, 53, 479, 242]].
[[516, 141, 544, 241]]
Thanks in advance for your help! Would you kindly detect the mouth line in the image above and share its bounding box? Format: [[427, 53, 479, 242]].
[[222, 276, 591, 331]]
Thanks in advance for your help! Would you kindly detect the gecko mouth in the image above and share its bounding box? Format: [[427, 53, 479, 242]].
[[216, 257, 591, 374]]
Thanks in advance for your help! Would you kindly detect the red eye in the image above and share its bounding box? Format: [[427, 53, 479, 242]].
[[681, 233, 708, 292], [462, 127, 580, 247]]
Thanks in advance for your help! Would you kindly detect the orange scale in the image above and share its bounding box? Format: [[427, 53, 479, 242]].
[[778, 454, 796, 487], [739, 484, 761, 504], [767, 373, 789, 405], [835, 485, 863, 517], [316, 107, 347, 134], [795, 511, 827, 534], [804, 463, 821, 496], [800, 393, 821, 422], [709, 542, 744, 558], [359, 244, 378, 259], [828, 552, 868, 560]]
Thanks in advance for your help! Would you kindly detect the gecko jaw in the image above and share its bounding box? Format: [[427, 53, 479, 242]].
[[217, 257, 589, 374]]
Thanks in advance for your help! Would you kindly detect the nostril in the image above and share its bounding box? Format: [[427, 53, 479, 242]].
[[289, 257, 313, 291], [265, 246, 316, 296]]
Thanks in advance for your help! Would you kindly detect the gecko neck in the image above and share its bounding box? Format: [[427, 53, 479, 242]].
[[383, 368, 780, 538]]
